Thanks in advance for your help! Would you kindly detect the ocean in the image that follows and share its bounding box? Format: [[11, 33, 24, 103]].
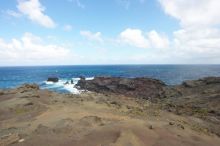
[[0, 65, 220, 93]]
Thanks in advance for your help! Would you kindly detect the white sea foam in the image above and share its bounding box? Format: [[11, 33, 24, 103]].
[[63, 84, 80, 94], [45, 81, 54, 85], [43, 77, 94, 94], [86, 77, 94, 80]]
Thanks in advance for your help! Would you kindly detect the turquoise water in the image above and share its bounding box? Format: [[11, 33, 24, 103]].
[[0, 65, 220, 93]]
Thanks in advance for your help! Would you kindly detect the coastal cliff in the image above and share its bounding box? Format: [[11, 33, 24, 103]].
[[0, 77, 220, 146]]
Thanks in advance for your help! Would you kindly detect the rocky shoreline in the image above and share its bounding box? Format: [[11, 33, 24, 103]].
[[76, 76, 220, 99], [0, 76, 220, 146], [76, 76, 220, 135], [76, 76, 166, 100]]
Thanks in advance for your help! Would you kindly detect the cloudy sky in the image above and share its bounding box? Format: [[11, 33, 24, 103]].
[[0, 0, 220, 66]]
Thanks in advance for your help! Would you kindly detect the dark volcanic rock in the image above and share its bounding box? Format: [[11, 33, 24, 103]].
[[76, 76, 220, 136], [182, 77, 220, 88], [201, 77, 220, 84], [182, 80, 203, 88], [47, 77, 59, 82], [164, 77, 220, 114], [163, 77, 220, 136], [76, 76, 166, 100]]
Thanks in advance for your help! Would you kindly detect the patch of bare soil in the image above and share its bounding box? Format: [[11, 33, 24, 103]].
[[0, 84, 220, 146]]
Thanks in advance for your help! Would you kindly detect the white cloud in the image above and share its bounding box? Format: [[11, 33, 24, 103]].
[[119, 28, 169, 49], [119, 28, 150, 48], [80, 31, 103, 42], [17, 0, 56, 28], [5, 10, 22, 18], [159, 0, 220, 27], [63, 24, 73, 31], [148, 30, 169, 49], [158, 0, 220, 63], [173, 28, 220, 57], [0, 33, 76, 65]]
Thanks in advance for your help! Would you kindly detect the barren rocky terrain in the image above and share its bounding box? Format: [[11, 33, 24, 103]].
[[0, 77, 220, 146]]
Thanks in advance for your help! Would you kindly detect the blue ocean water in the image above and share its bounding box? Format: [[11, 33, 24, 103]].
[[0, 65, 220, 93]]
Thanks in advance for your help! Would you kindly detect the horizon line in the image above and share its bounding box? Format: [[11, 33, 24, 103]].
[[0, 64, 220, 67]]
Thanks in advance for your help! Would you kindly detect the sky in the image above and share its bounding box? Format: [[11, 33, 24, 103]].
[[0, 0, 220, 66]]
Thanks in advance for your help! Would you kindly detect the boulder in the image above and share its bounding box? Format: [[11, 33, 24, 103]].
[[47, 77, 59, 82]]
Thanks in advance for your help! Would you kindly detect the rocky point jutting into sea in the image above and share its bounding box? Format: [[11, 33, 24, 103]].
[[0, 76, 220, 146]]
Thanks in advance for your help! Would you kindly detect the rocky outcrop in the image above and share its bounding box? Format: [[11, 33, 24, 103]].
[[182, 77, 220, 88], [17, 84, 40, 92], [76, 76, 220, 101], [76, 76, 220, 136], [47, 77, 59, 82], [162, 77, 220, 136], [9, 83, 40, 94], [76, 76, 220, 117], [76, 76, 166, 100]]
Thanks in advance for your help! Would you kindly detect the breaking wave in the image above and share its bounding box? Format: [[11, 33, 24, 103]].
[[41, 77, 94, 94]]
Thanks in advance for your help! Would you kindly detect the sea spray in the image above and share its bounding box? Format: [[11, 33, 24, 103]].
[[41, 77, 94, 94]]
